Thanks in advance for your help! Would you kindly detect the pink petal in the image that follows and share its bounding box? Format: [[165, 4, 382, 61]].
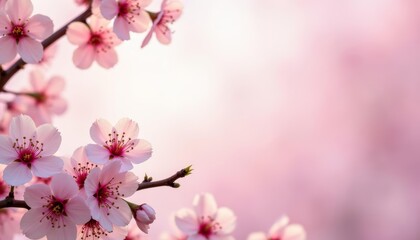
[[45, 76, 65, 95], [189, 235, 207, 240], [31, 156, 64, 178], [46, 218, 77, 240], [85, 144, 110, 164], [27, 105, 51, 125], [125, 139, 152, 164], [5, 0, 33, 24], [3, 162, 32, 186], [99, 160, 121, 184], [90, 119, 113, 145], [24, 184, 51, 208], [20, 207, 51, 239], [268, 215, 290, 236], [0, 36, 17, 64], [29, 70, 46, 92], [164, 0, 184, 20], [66, 22, 91, 45], [47, 97, 68, 115], [95, 48, 118, 69], [51, 173, 78, 200], [128, 10, 150, 33], [115, 118, 139, 140], [88, 15, 110, 32], [155, 24, 172, 45], [141, 27, 154, 48], [118, 157, 134, 172], [66, 196, 91, 224], [0, 135, 16, 164], [139, 0, 153, 7], [100, 0, 118, 20], [25, 14, 54, 40], [0, 12, 11, 35], [247, 232, 267, 240], [281, 225, 306, 240], [108, 198, 132, 226], [214, 207, 236, 235], [36, 123, 61, 155], [193, 193, 218, 219], [174, 208, 199, 235], [17, 37, 43, 63], [72, 45, 95, 69], [84, 167, 101, 196], [113, 16, 131, 40], [96, 207, 114, 232], [114, 171, 138, 196], [9, 114, 36, 141]]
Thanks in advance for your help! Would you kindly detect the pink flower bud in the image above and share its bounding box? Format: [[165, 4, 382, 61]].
[[135, 203, 156, 234]]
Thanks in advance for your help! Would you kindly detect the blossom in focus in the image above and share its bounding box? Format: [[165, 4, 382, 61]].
[[247, 216, 306, 240], [175, 193, 236, 240], [100, 0, 151, 40], [141, 0, 183, 48], [0, 0, 53, 64], [134, 203, 156, 234], [20, 173, 91, 239], [19, 70, 67, 125], [66, 16, 121, 69], [84, 161, 139, 231], [77, 218, 128, 240], [85, 118, 152, 172], [0, 115, 63, 186]]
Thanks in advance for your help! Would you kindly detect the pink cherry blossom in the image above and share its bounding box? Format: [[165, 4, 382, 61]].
[[36, 43, 58, 67], [77, 218, 128, 240], [85, 118, 152, 172], [100, 0, 152, 40], [0, 0, 53, 64], [19, 70, 67, 125], [84, 161, 139, 232], [125, 221, 148, 240], [247, 216, 306, 240], [141, 0, 183, 48], [175, 193, 236, 240], [134, 203, 156, 234], [66, 16, 121, 69], [20, 173, 91, 240], [0, 114, 63, 186], [160, 233, 187, 240]]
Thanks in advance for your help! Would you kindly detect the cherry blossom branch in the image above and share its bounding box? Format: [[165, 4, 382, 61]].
[[0, 7, 92, 92], [137, 165, 193, 191], [0, 186, 30, 210]]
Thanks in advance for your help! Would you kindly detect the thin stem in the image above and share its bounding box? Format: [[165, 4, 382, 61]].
[[7, 186, 14, 199], [0, 7, 92, 91], [137, 165, 193, 191]]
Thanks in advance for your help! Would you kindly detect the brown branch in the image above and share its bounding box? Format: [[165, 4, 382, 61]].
[[137, 165, 193, 191], [0, 7, 92, 91], [0, 198, 30, 210]]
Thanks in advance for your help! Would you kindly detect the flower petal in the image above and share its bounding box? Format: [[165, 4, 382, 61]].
[[108, 198, 132, 226], [114, 171, 138, 197], [268, 215, 289, 236], [0, 135, 16, 164], [247, 232, 267, 240], [114, 118, 139, 140], [189, 235, 207, 240], [0, 36, 17, 64], [36, 123, 61, 156], [85, 144, 110, 165], [24, 183, 51, 208], [193, 193, 218, 219], [100, 0, 118, 20], [156, 24, 172, 45], [175, 208, 199, 235], [17, 37, 43, 63], [29, 70, 46, 92], [45, 76, 65, 95], [128, 10, 150, 33], [3, 162, 32, 186], [90, 119, 113, 145], [66, 196, 91, 224], [214, 207, 236, 235], [51, 173, 78, 200], [31, 155, 64, 178], [20, 207, 51, 239], [25, 14, 54, 40], [72, 44, 95, 69], [95, 48, 118, 69], [0, 12, 11, 35], [113, 16, 131, 40], [281, 224, 306, 240], [9, 114, 36, 141], [66, 22, 91, 45], [47, 97, 68, 115], [125, 139, 152, 164], [46, 217, 77, 240], [6, 0, 33, 24], [84, 167, 101, 197]]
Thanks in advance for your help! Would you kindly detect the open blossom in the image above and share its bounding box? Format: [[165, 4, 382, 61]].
[[100, 0, 152, 40], [175, 193, 236, 240], [134, 203, 156, 234], [84, 161, 139, 232], [0, 0, 53, 64], [66, 16, 121, 69], [141, 0, 183, 48], [20, 173, 91, 240], [0, 115, 63, 186], [85, 118, 152, 172], [247, 216, 306, 240], [77, 218, 128, 240], [19, 70, 67, 125]]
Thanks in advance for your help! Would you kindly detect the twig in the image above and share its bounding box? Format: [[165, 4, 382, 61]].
[[137, 165, 193, 191]]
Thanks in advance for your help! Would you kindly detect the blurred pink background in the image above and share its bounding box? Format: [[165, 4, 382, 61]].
[[7, 0, 420, 239]]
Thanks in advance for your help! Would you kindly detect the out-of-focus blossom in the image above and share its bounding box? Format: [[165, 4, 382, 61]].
[[0, 209, 23, 240], [247, 216, 306, 240], [134, 203, 156, 234], [125, 221, 148, 240], [20, 70, 67, 125], [160, 232, 187, 240], [84, 161, 139, 231], [66, 16, 121, 69], [0, 115, 63, 186], [66, 146, 97, 197], [20, 173, 91, 239], [0, 0, 53, 64], [77, 218, 129, 240], [74, 0, 101, 15], [175, 193, 236, 240], [36, 43, 58, 67], [85, 118, 152, 172], [141, 0, 183, 48], [100, 0, 151, 40]]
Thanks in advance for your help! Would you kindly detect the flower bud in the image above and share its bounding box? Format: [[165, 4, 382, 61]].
[[135, 203, 156, 233]]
